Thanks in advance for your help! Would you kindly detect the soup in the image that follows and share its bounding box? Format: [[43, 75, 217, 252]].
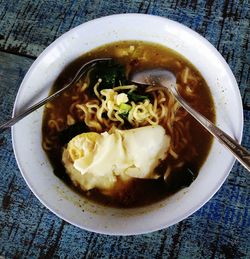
[[42, 41, 215, 208]]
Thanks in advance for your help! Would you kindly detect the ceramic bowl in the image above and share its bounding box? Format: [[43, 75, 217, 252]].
[[12, 14, 243, 235]]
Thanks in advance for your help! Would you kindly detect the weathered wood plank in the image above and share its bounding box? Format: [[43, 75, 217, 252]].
[[0, 0, 249, 258], [0, 0, 249, 105], [0, 50, 249, 258]]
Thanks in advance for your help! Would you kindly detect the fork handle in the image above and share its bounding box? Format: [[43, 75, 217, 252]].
[[0, 85, 68, 132], [0, 57, 112, 133]]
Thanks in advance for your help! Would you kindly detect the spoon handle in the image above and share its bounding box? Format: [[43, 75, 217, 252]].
[[171, 87, 250, 171]]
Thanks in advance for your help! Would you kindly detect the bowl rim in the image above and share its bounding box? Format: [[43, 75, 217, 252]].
[[11, 13, 244, 235]]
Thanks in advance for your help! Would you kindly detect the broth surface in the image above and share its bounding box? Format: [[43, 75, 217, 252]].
[[42, 41, 215, 208]]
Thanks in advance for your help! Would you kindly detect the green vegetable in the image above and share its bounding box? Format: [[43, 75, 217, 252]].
[[89, 60, 127, 89], [58, 122, 88, 145], [164, 166, 197, 192], [127, 91, 149, 102], [118, 103, 132, 115]]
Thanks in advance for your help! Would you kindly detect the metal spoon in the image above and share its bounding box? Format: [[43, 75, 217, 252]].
[[131, 68, 250, 171], [0, 58, 111, 132]]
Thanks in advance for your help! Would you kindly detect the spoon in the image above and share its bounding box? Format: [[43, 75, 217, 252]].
[[0, 58, 111, 132], [131, 68, 250, 171]]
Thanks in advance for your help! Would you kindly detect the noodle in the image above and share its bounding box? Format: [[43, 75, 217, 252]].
[[93, 78, 102, 100], [48, 119, 64, 132], [67, 115, 75, 125], [46, 65, 205, 162], [113, 85, 137, 91], [63, 77, 188, 160], [182, 67, 189, 83], [41, 41, 215, 208], [71, 83, 173, 132], [80, 82, 88, 92]]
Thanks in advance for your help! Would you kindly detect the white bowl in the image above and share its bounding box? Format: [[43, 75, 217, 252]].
[[12, 14, 243, 235]]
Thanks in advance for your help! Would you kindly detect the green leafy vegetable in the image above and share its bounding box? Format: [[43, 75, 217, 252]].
[[165, 166, 196, 192], [58, 122, 88, 145], [127, 91, 149, 102], [89, 60, 127, 89], [118, 103, 132, 117]]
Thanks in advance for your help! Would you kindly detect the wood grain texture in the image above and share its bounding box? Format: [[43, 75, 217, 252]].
[[0, 0, 249, 108], [0, 0, 249, 258]]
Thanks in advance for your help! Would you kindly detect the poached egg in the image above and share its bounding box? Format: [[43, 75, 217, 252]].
[[62, 125, 170, 191]]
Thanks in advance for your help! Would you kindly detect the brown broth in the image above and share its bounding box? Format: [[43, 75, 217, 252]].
[[42, 41, 215, 208]]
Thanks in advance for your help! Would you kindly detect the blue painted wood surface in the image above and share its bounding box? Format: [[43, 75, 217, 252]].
[[0, 0, 249, 258]]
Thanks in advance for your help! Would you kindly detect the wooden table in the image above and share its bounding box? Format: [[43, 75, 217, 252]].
[[0, 0, 249, 258]]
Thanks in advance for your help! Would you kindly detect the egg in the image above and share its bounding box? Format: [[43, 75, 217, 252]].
[[116, 93, 129, 105], [62, 125, 170, 191]]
